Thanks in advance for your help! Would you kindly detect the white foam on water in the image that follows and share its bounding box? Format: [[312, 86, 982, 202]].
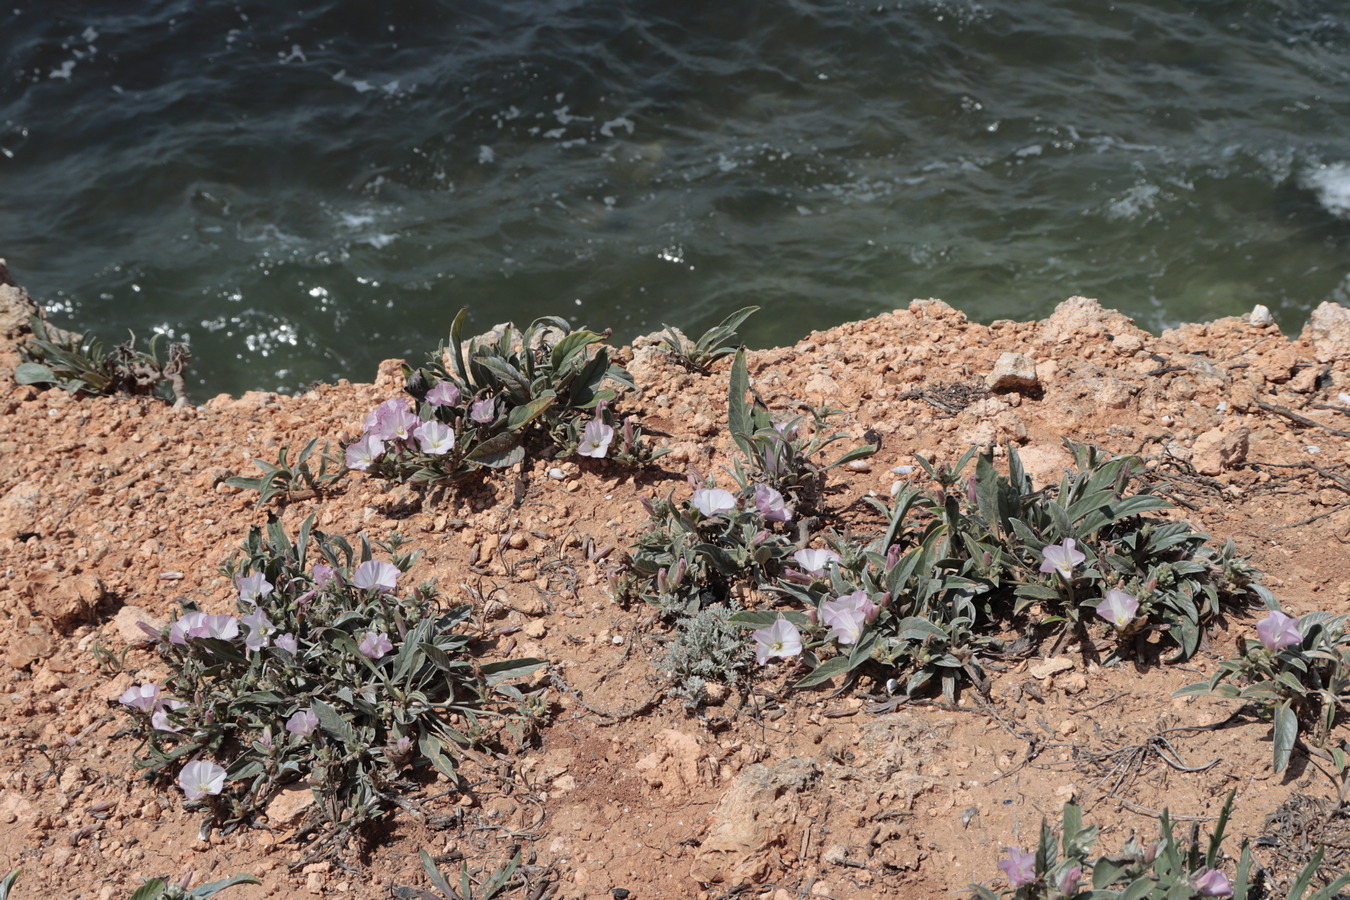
[[1104, 183, 1161, 221], [278, 45, 307, 64], [1304, 162, 1350, 218], [600, 117, 635, 137], [478, 145, 494, 164], [49, 60, 75, 80]]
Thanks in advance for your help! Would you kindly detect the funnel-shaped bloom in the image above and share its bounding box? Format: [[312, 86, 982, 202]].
[[820, 599, 867, 646], [691, 488, 737, 517], [1039, 538, 1085, 578], [1193, 869, 1232, 898], [118, 683, 161, 712], [274, 633, 298, 655], [286, 708, 320, 737], [369, 398, 419, 441], [835, 589, 880, 623], [426, 381, 460, 407], [998, 847, 1036, 888], [470, 398, 496, 424], [359, 631, 394, 660], [754, 483, 792, 522], [151, 699, 186, 733], [353, 560, 399, 593], [235, 573, 273, 605], [577, 419, 615, 458], [178, 760, 226, 801], [345, 433, 384, 471], [754, 618, 803, 665], [793, 548, 841, 578], [241, 607, 277, 652], [1096, 589, 1140, 629], [1256, 610, 1301, 651], [414, 420, 455, 455]]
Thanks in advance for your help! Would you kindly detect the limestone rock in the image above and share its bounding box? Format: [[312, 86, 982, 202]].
[[25, 570, 104, 632], [1039, 296, 1138, 344], [0, 481, 42, 537], [634, 728, 703, 794], [113, 606, 165, 646], [266, 784, 316, 828], [1191, 426, 1250, 476], [691, 758, 819, 885], [985, 352, 1039, 394], [1303, 302, 1350, 362]]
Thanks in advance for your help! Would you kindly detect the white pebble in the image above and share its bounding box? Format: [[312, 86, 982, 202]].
[[1306, 445, 1322, 454], [1216, 401, 1228, 412], [611, 634, 624, 645], [890, 481, 905, 498], [548, 467, 565, 480], [1249, 304, 1274, 327], [848, 459, 871, 472], [891, 465, 915, 475]]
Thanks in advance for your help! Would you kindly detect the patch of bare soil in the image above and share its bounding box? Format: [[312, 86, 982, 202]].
[[4, 282, 1350, 899]]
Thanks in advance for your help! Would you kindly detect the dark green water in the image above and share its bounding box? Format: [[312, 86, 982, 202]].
[[3, 0, 1350, 395]]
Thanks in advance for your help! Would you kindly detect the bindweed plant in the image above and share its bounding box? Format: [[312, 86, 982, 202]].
[[224, 437, 346, 507], [1177, 610, 1350, 774], [659, 305, 759, 374], [349, 309, 665, 487], [420, 848, 523, 900], [970, 793, 1350, 900], [727, 349, 876, 511], [626, 434, 1275, 704], [0, 869, 258, 900], [16, 315, 190, 405], [118, 515, 546, 838]]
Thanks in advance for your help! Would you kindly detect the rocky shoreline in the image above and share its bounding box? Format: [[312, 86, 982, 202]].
[[4, 268, 1350, 898]]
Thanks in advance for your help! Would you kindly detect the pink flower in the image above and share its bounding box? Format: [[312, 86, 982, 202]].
[[793, 548, 841, 577], [274, 633, 299, 655], [998, 846, 1036, 888], [177, 760, 226, 801], [1193, 868, 1232, 898], [169, 611, 207, 645], [312, 564, 340, 589], [368, 398, 419, 441], [1039, 538, 1085, 577], [1058, 865, 1084, 895], [414, 420, 456, 455], [753, 618, 803, 665], [118, 683, 162, 712], [426, 381, 460, 407], [241, 607, 277, 652], [691, 488, 737, 517], [358, 631, 394, 659], [345, 433, 384, 471], [820, 600, 866, 645], [285, 708, 319, 736], [235, 573, 273, 605], [152, 700, 187, 733], [1256, 610, 1301, 651], [201, 615, 240, 641], [1096, 589, 1140, 629], [753, 483, 792, 522], [470, 398, 496, 424], [577, 419, 615, 458], [353, 560, 399, 593]]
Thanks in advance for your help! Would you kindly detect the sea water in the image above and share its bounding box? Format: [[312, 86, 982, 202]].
[[2, 0, 1349, 395]]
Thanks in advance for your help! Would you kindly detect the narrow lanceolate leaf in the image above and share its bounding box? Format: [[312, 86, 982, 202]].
[[421, 848, 460, 899], [793, 654, 852, 689], [13, 361, 56, 385], [188, 874, 262, 898], [727, 350, 754, 457], [1273, 701, 1298, 773], [464, 432, 525, 468], [479, 657, 547, 687], [312, 699, 361, 748]]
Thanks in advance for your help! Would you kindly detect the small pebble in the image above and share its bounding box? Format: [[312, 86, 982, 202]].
[[891, 465, 915, 475], [548, 467, 566, 480], [847, 459, 871, 472]]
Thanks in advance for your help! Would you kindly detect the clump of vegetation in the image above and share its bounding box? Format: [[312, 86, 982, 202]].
[[971, 793, 1349, 900], [661, 602, 756, 710], [659, 305, 759, 374], [16, 315, 190, 405], [346, 309, 665, 487], [1179, 610, 1350, 774], [116, 515, 546, 839], [0, 869, 257, 900], [224, 437, 346, 508]]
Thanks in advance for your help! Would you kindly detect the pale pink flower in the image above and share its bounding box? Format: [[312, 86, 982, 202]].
[[754, 483, 792, 522], [353, 560, 399, 593], [998, 847, 1036, 888], [152, 700, 187, 733], [426, 381, 460, 407], [1256, 610, 1301, 651], [285, 708, 319, 736], [470, 398, 496, 424], [241, 607, 277, 652], [753, 618, 803, 665], [311, 564, 340, 589], [274, 633, 299, 655], [1096, 589, 1140, 629], [178, 760, 226, 801], [414, 420, 456, 455], [358, 631, 394, 660], [691, 488, 737, 517], [369, 398, 419, 441], [235, 573, 273, 605], [793, 548, 841, 577], [835, 589, 880, 623], [1039, 538, 1085, 577], [820, 601, 866, 645], [118, 683, 162, 712], [345, 433, 384, 471], [577, 419, 615, 458], [1193, 868, 1232, 898], [201, 615, 240, 641], [169, 611, 208, 645]]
